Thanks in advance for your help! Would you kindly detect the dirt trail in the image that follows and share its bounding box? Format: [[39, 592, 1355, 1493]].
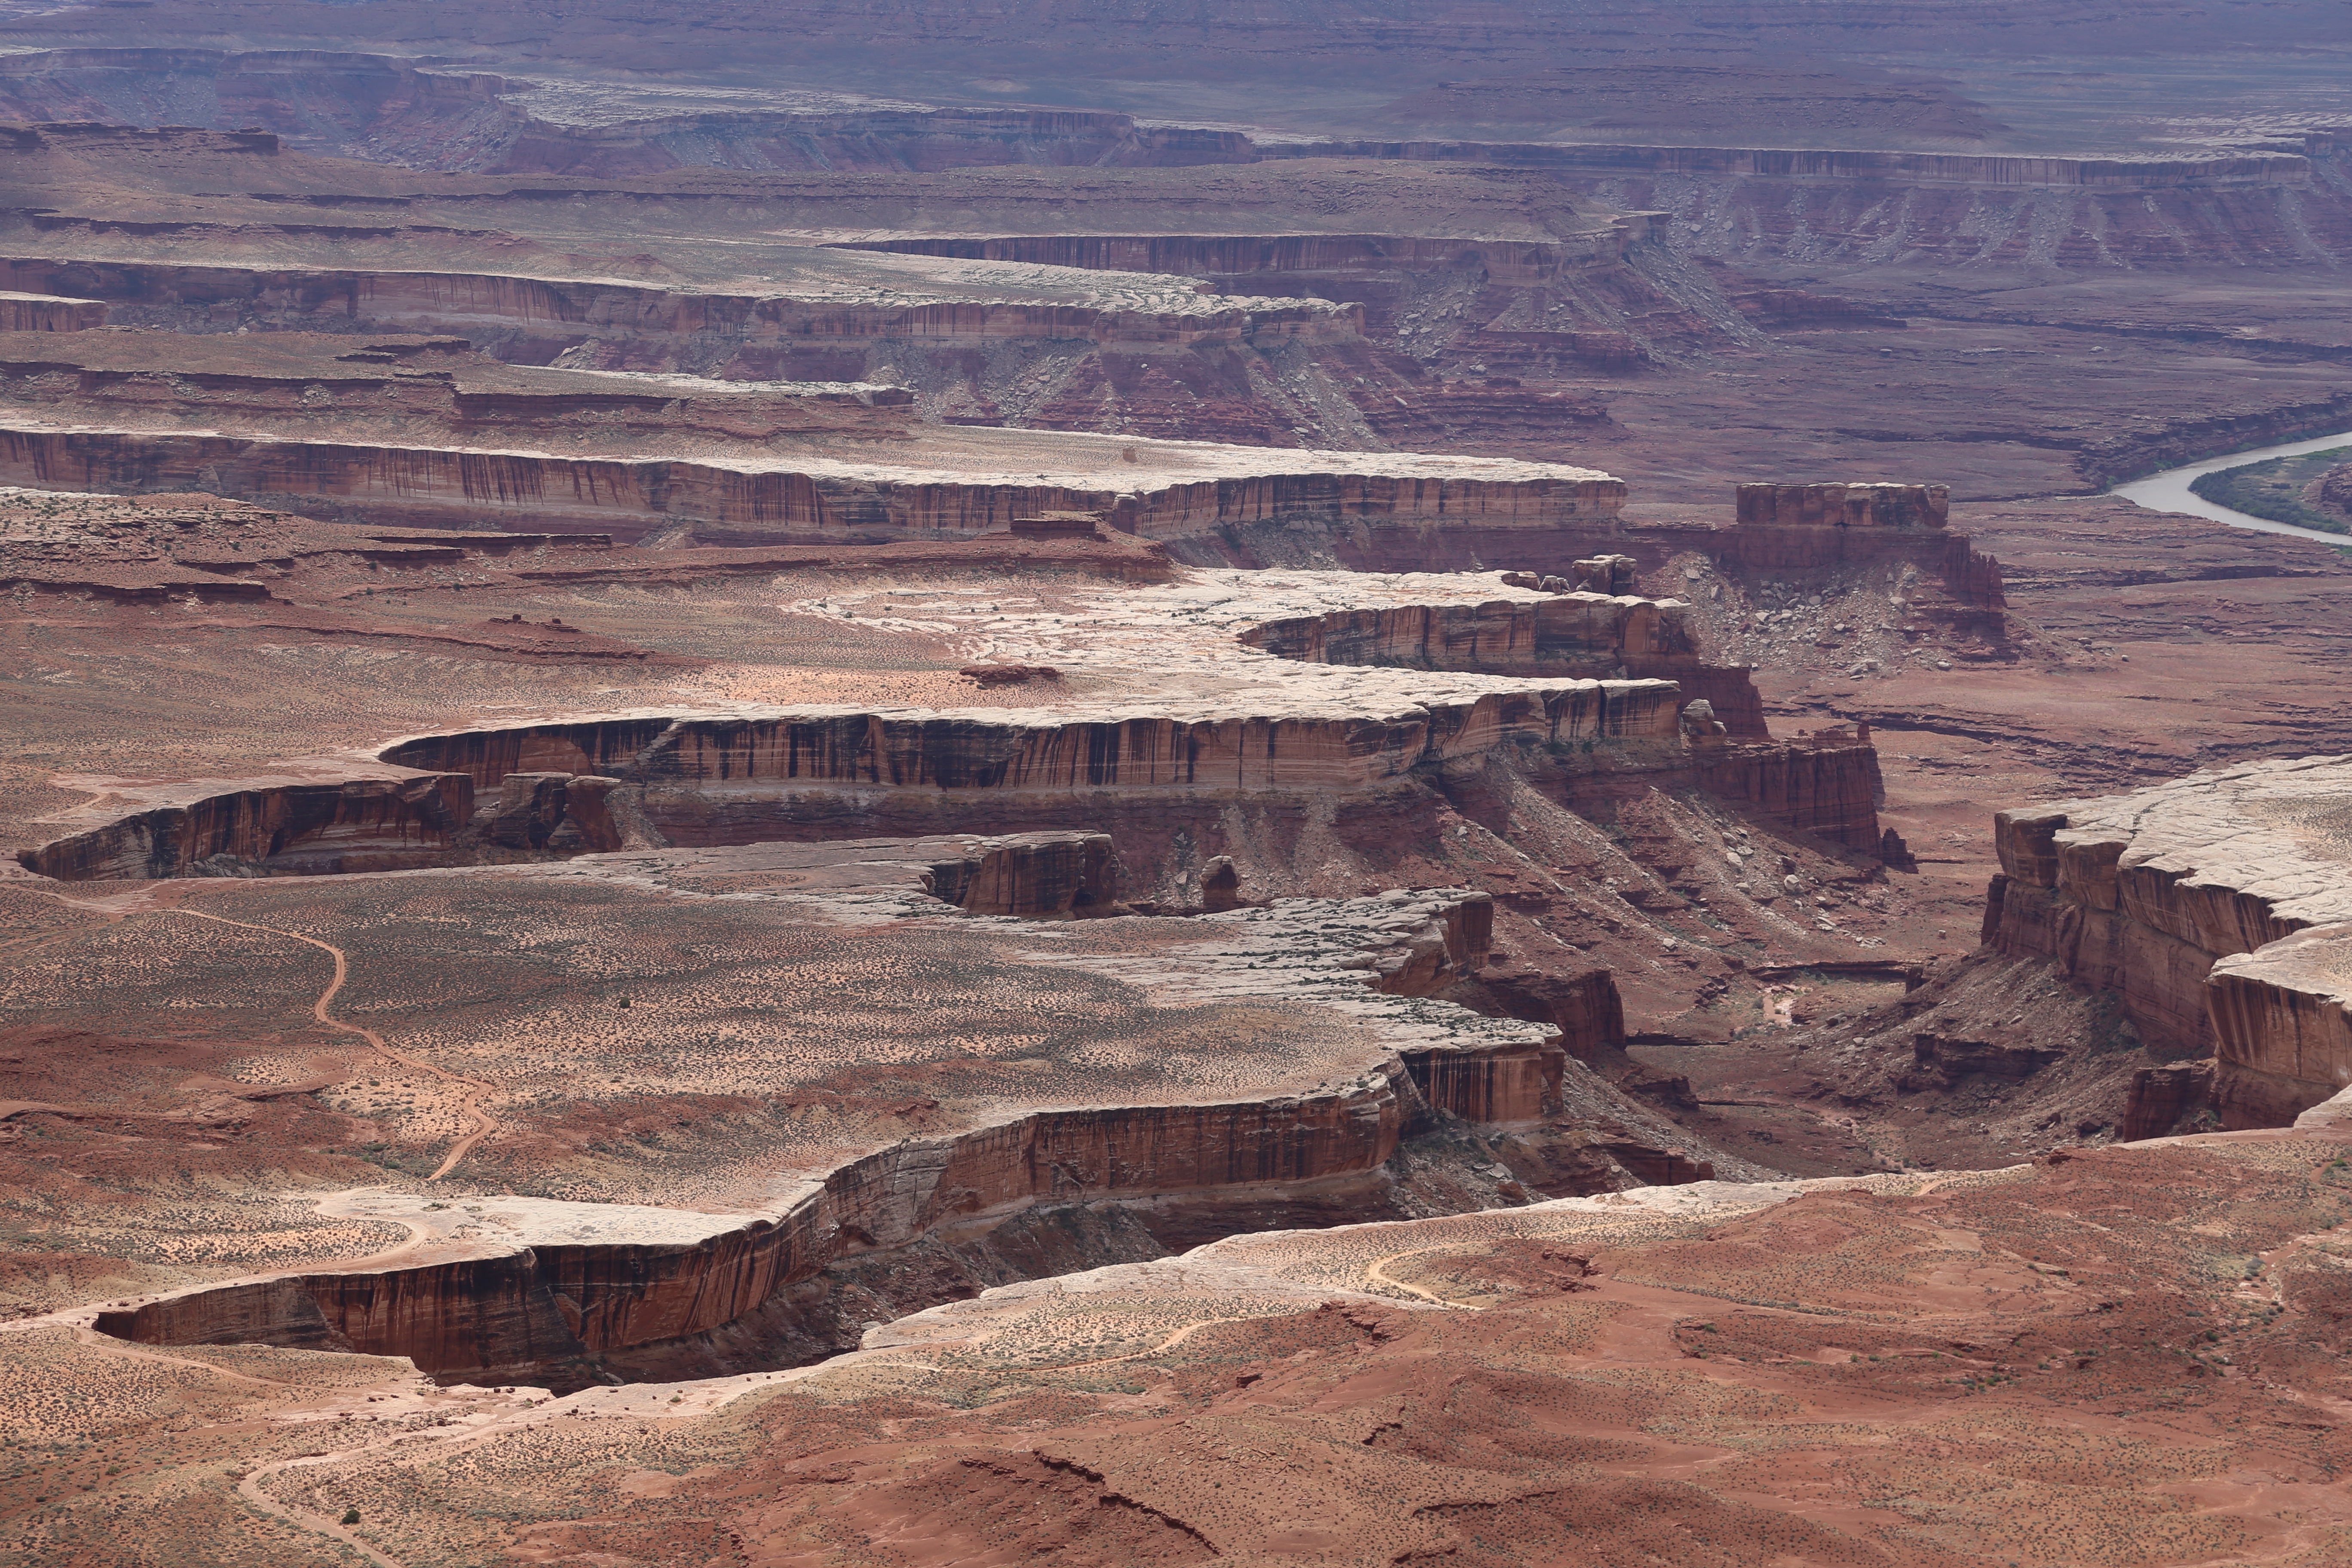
[[158, 908, 499, 1181], [1366, 1244, 1487, 1308], [239, 1448, 411, 1568], [28, 1319, 420, 1568]]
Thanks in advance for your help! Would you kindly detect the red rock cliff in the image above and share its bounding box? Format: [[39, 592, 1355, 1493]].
[[1983, 757, 2352, 1127], [1238, 591, 1768, 738]]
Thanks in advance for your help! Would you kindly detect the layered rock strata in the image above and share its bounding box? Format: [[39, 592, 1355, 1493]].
[[0, 61, 1260, 175], [13, 752, 1130, 916], [834, 229, 1644, 285], [1630, 481, 2008, 645], [89, 880, 1627, 1383], [1717, 483, 2004, 623], [1238, 590, 1767, 737], [21, 686, 1684, 880], [0, 252, 1358, 351], [1686, 722, 1888, 854], [1225, 586, 1888, 851], [0, 423, 1624, 550], [0, 288, 101, 331], [1985, 755, 2352, 1126], [1260, 141, 2308, 189]]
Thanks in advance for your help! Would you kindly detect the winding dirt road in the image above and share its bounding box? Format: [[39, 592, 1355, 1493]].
[[158, 907, 499, 1181]]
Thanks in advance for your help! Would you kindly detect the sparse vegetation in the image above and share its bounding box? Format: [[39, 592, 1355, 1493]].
[[2187, 447, 2352, 534]]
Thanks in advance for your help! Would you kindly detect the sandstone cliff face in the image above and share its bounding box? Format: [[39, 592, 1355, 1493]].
[[1197, 482, 2006, 643], [482, 108, 1258, 179], [1229, 595, 1890, 848], [16, 756, 1129, 921], [0, 51, 522, 169], [22, 687, 1686, 884], [0, 289, 101, 331], [833, 232, 1637, 286], [95, 1082, 1424, 1378], [2205, 925, 2352, 1129], [94, 886, 1576, 1382], [0, 251, 1400, 453], [833, 228, 1651, 362], [379, 691, 1685, 801], [16, 773, 478, 881], [1638, 482, 2009, 642], [0, 256, 1364, 355], [0, 424, 1624, 547], [1527, 141, 2350, 273], [0, 257, 1353, 350], [89, 1250, 600, 1375], [0, 327, 917, 440], [954, 831, 1120, 917], [1237, 591, 1767, 738], [1263, 141, 2306, 190], [27, 673, 1885, 897], [1734, 483, 1949, 531], [0, 59, 1262, 176], [1984, 756, 2352, 1127], [1689, 729, 1886, 852]]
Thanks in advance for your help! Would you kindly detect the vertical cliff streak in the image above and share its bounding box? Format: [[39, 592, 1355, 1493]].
[[1984, 758, 2352, 1129], [92, 891, 1562, 1381]]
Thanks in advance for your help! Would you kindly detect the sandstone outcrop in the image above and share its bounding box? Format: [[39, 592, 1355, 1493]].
[[0, 288, 101, 331], [0, 253, 1357, 354], [376, 690, 1683, 799], [1228, 589, 1894, 851], [1261, 140, 2307, 190], [1985, 755, 2352, 1126], [1688, 723, 1888, 853], [1238, 590, 1767, 738], [831, 230, 1641, 286], [1715, 484, 2003, 621], [88, 882, 1614, 1382], [0, 404, 1625, 549], [22, 686, 1684, 881], [0, 52, 1262, 175], [1522, 138, 2352, 275], [0, 327, 916, 443], [1628, 481, 2009, 646], [15, 770, 480, 880], [14, 748, 1134, 911], [1733, 482, 1951, 531]]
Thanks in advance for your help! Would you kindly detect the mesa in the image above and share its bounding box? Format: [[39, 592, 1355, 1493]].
[[3, 10, 2351, 1564]]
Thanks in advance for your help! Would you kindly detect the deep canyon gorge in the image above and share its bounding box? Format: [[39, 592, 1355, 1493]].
[[0, 5, 2350, 1566]]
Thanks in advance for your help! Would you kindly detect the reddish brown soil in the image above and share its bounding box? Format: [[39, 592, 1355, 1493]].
[[11, 1134, 2341, 1565], [1, 10, 2351, 1556], [676, 1141, 2352, 1566]]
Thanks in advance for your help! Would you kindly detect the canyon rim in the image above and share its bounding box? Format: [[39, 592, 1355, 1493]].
[[2, 3, 2352, 1565]]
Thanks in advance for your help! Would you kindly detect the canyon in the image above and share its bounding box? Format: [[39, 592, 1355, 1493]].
[[0, 2, 2350, 1563]]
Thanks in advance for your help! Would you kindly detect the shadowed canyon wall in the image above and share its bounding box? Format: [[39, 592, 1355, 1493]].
[[21, 690, 1687, 882], [91, 888, 1611, 1385]]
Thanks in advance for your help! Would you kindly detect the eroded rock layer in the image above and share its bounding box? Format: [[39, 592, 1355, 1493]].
[[1986, 755, 2352, 1126], [83, 874, 1692, 1385], [1238, 589, 1767, 737]]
